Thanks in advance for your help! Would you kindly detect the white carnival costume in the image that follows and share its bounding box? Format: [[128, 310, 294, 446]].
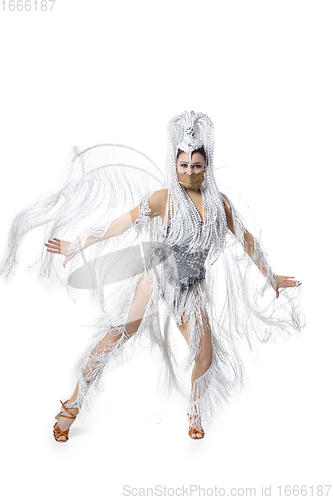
[[1, 111, 305, 433]]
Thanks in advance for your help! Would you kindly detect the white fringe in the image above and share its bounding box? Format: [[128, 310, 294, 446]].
[[1, 144, 306, 429]]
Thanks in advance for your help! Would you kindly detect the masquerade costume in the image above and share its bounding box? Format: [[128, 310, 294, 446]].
[[1, 111, 305, 436]]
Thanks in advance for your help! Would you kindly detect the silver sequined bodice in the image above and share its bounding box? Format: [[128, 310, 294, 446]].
[[162, 217, 210, 291], [170, 243, 209, 290]]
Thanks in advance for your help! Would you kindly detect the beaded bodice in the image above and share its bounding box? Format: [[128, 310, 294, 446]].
[[163, 215, 211, 290]]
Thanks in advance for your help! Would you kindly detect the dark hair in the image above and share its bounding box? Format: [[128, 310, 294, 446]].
[[177, 147, 207, 164]]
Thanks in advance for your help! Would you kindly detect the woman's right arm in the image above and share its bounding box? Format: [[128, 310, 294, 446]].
[[45, 189, 168, 267], [84, 188, 167, 248]]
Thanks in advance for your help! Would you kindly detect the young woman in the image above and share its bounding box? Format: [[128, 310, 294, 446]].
[[1, 111, 304, 441]]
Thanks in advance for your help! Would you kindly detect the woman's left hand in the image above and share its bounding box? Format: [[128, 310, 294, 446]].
[[274, 275, 301, 299]]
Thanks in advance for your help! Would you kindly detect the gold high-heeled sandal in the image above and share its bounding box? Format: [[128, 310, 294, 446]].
[[187, 412, 205, 439], [53, 400, 77, 442]]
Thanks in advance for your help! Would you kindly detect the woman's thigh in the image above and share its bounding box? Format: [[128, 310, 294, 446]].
[[175, 302, 213, 363], [92, 272, 154, 353], [125, 272, 154, 334]]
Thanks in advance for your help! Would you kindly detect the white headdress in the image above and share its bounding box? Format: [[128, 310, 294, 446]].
[[166, 110, 214, 165]]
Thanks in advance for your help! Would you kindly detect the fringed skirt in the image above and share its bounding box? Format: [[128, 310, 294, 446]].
[[65, 246, 244, 430]]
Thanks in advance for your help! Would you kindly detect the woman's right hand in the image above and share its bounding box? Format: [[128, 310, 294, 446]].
[[44, 238, 75, 268]]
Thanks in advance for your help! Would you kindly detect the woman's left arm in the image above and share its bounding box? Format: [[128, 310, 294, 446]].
[[221, 193, 300, 298]]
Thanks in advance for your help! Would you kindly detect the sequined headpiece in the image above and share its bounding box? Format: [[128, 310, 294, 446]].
[[166, 111, 214, 168], [177, 112, 205, 155]]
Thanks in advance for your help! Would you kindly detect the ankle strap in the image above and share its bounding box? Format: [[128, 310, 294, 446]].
[[59, 400, 77, 420]]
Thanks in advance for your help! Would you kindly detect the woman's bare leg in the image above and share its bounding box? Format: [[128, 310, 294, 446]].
[[55, 274, 153, 440], [176, 309, 213, 438]]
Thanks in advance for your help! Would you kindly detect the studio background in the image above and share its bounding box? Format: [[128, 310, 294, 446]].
[[0, 1, 331, 499]]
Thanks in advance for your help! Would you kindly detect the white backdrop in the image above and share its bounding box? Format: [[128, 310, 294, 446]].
[[0, 1, 332, 499]]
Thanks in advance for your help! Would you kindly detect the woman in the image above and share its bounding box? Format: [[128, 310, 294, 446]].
[[1, 111, 304, 441]]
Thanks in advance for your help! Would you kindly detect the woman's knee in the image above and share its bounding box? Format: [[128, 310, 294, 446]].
[[125, 318, 142, 336], [82, 324, 139, 381], [196, 322, 213, 371], [195, 349, 213, 373], [82, 332, 119, 380]]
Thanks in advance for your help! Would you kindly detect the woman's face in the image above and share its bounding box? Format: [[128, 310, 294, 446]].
[[176, 151, 205, 175]]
